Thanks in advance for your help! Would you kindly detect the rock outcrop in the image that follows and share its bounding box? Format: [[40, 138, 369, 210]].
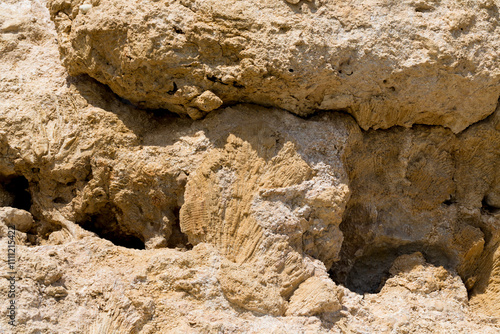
[[46, 0, 500, 132], [180, 108, 356, 314], [0, 0, 500, 333]]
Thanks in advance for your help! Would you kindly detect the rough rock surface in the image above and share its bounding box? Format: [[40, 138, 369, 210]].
[[0, 0, 500, 333], [46, 0, 500, 132], [286, 276, 343, 317], [179, 108, 355, 314]]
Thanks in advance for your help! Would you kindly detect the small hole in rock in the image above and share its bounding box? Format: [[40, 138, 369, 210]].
[[167, 82, 178, 95], [85, 169, 93, 182], [78, 204, 145, 249], [289, 69, 294, 72], [414, 6, 433, 13], [338, 249, 397, 294], [232, 81, 245, 88], [173, 26, 184, 34], [53, 197, 67, 204], [206, 75, 228, 85], [2, 175, 31, 210], [443, 198, 455, 206]]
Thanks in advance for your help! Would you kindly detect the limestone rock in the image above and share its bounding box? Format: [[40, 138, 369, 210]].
[[286, 276, 343, 316], [471, 237, 500, 317], [338, 253, 482, 333], [191, 90, 223, 113], [1, 0, 500, 333], [0, 207, 34, 233], [332, 122, 489, 292], [385, 252, 468, 303], [218, 260, 288, 316], [47, 0, 500, 131], [45, 285, 68, 298], [0, 207, 31, 246], [179, 106, 356, 314], [389, 252, 426, 276]]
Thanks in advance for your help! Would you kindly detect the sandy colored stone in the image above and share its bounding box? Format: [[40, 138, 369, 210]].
[[471, 237, 500, 317], [178, 107, 355, 314], [335, 254, 482, 333], [217, 260, 288, 316], [385, 252, 467, 301], [45, 285, 68, 298], [191, 90, 223, 113], [0, 207, 34, 233], [0, 0, 500, 333], [286, 276, 343, 316], [47, 0, 500, 131], [389, 252, 427, 276], [332, 122, 490, 292]]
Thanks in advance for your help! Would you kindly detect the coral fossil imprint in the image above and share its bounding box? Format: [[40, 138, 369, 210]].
[[1, 0, 500, 333]]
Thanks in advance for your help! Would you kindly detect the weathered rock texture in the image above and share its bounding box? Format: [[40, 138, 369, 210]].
[[46, 0, 500, 132], [179, 108, 355, 314], [0, 0, 500, 333]]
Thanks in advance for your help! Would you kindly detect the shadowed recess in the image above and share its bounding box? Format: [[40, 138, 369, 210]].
[[167, 207, 192, 250], [78, 204, 145, 250], [1, 175, 32, 211], [329, 244, 454, 294]]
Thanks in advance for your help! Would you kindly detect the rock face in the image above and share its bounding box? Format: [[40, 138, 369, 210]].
[[46, 0, 500, 132], [1, 0, 500, 333], [180, 108, 355, 314], [333, 123, 491, 293]]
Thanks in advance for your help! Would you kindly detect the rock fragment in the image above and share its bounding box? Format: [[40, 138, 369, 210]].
[[286, 276, 343, 316], [0, 207, 34, 232], [191, 91, 223, 113]]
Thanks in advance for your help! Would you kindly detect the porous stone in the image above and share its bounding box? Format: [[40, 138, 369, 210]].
[[0, 207, 34, 233], [385, 252, 467, 301], [47, 0, 500, 131], [191, 90, 223, 113], [179, 106, 356, 314], [0, 0, 500, 333], [286, 276, 343, 316]]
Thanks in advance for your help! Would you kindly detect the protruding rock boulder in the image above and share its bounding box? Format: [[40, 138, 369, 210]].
[[0, 207, 34, 233], [286, 276, 343, 316], [48, 0, 500, 131]]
